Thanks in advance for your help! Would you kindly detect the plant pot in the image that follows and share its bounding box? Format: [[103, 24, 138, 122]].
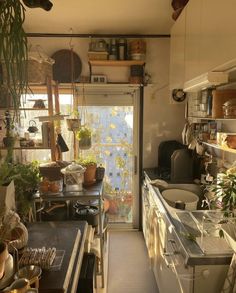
[[0, 242, 8, 280], [3, 136, 15, 148], [0, 180, 15, 211], [83, 164, 97, 186], [79, 137, 92, 150], [66, 118, 81, 131]]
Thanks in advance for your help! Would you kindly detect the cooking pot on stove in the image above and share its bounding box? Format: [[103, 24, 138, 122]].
[[74, 204, 99, 227]]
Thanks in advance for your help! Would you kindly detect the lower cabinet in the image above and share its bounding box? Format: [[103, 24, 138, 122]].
[[142, 181, 230, 293]]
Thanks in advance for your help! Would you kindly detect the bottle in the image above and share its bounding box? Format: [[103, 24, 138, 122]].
[[109, 39, 117, 60], [118, 39, 127, 60], [207, 89, 213, 116]]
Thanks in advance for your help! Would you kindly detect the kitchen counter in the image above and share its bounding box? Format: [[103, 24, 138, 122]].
[[144, 169, 233, 266], [26, 221, 88, 293]]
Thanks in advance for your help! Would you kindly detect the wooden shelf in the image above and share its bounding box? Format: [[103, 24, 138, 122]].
[[89, 60, 145, 66], [0, 108, 48, 111], [188, 116, 236, 121], [202, 141, 236, 154], [0, 147, 51, 150]]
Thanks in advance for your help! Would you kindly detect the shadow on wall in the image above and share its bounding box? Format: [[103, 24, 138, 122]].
[[143, 85, 185, 168]]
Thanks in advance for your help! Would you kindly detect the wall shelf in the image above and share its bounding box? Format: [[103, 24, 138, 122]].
[[188, 116, 236, 121], [0, 147, 51, 150], [89, 60, 145, 67], [0, 108, 48, 111], [202, 141, 236, 154]]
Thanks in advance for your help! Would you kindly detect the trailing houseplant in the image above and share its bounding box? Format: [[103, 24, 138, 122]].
[[0, 0, 28, 113]]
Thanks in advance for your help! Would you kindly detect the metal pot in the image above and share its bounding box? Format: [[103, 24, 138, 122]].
[[27, 120, 38, 133], [74, 204, 99, 227]]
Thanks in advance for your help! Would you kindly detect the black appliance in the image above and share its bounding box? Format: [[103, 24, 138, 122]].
[[155, 140, 194, 183]]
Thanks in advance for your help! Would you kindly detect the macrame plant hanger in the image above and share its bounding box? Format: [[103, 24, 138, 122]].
[[78, 83, 92, 155], [68, 29, 79, 160]]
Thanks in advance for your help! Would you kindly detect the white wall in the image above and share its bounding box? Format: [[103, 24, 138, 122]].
[[28, 37, 185, 168], [143, 39, 185, 168]]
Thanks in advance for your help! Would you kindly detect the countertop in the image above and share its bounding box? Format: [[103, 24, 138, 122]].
[[144, 168, 233, 266], [26, 221, 88, 293]]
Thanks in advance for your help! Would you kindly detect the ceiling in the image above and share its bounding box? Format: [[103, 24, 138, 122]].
[[23, 0, 174, 35]]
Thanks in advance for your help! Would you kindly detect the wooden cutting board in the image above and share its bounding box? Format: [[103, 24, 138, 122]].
[[51, 49, 82, 83]]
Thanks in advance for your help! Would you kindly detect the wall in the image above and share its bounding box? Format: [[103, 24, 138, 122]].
[[143, 39, 185, 168], [28, 37, 185, 168]]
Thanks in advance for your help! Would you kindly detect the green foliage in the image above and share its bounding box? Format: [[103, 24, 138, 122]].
[[77, 155, 97, 166], [0, 0, 28, 113], [76, 126, 92, 141], [0, 161, 41, 218], [207, 172, 236, 215]]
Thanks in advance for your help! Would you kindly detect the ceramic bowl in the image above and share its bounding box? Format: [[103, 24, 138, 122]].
[[14, 265, 42, 282]]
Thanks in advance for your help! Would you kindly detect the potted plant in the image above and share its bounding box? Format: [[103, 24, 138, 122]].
[[67, 110, 81, 132], [10, 162, 41, 220], [205, 167, 236, 216], [76, 126, 92, 150], [0, 162, 18, 214], [77, 156, 97, 186], [0, 161, 41, 221]]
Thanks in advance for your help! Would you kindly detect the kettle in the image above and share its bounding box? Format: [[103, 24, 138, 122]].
[[27, 120, 38, 133]]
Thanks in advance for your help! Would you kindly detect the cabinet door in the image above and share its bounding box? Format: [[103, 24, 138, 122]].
[[201, 0, 236, 72], [185, 0, 203, 82], [169, 9, 186, 90]]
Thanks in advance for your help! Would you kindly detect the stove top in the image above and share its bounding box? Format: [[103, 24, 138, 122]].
[[143, 167, 171, 181]]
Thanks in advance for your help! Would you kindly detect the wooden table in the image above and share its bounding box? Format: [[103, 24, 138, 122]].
[[26, 221, 88, 293]]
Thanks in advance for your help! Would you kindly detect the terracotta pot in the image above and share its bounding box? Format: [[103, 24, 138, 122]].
[[83, 164, 97, 186], [0, 242, 8, 280]]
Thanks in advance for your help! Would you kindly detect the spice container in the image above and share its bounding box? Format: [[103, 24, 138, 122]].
[[223, 98, 236, 118], [109, 39, 118, 60]]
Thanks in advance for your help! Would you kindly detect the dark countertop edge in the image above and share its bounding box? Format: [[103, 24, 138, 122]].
[[69, 221, 88, 293], [143, 170, 233, 266]]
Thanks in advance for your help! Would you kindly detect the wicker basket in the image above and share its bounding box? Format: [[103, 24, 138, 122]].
[[1, 60, 53, 85], [27, 59, 53, 84]]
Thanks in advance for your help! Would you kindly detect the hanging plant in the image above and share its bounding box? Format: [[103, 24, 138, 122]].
[[76, 126, 92, 150], [0, 0, 28, 113]]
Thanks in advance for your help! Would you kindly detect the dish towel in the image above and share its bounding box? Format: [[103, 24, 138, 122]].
[[147, 208, 159, 268], [221, 253, 236, 293]]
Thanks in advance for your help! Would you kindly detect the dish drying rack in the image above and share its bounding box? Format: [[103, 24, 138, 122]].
[[19, 247, 65, 270]]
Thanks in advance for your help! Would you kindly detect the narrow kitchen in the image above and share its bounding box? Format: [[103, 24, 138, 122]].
[[0, 0, 236, 293]]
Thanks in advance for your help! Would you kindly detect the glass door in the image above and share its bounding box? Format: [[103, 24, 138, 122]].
[[75, 86, 140, 227]]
